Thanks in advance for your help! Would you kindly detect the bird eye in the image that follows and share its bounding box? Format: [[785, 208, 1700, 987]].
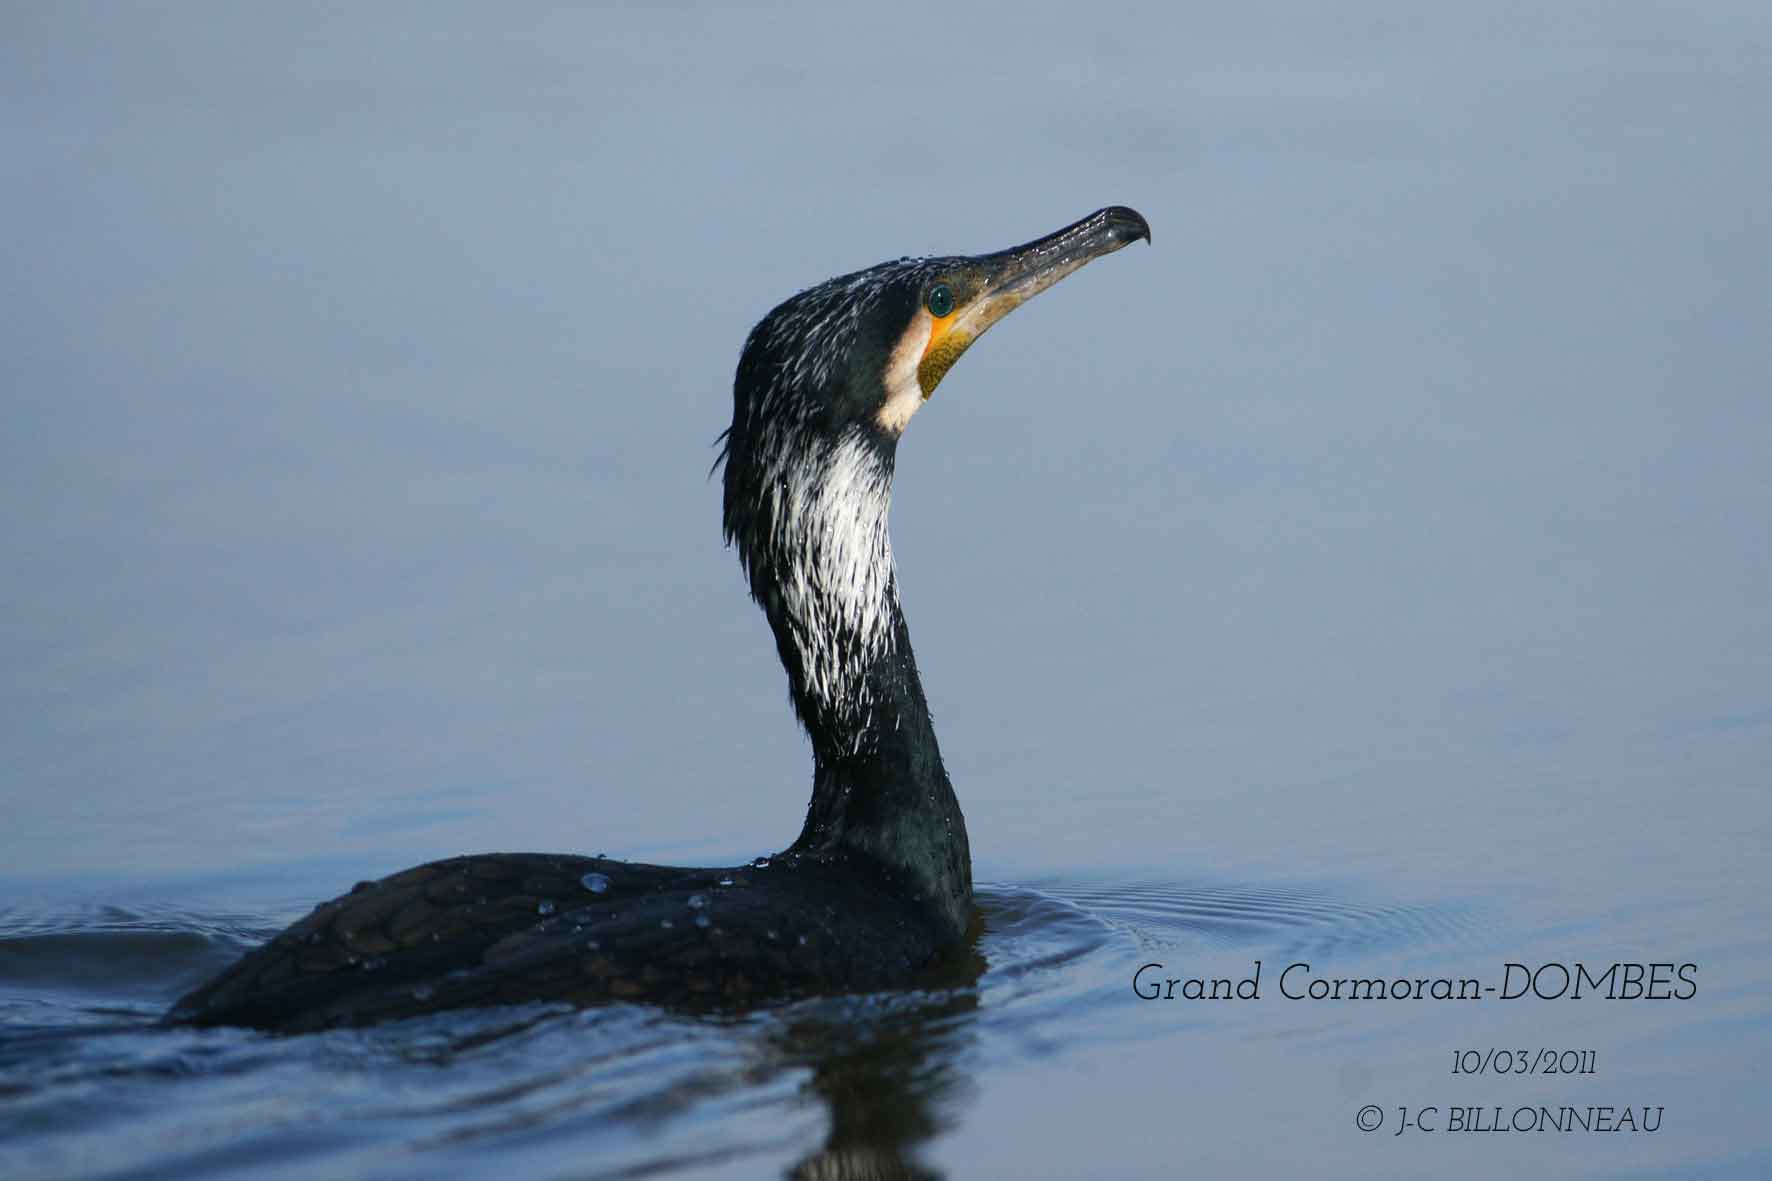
[[925, 284, 955, 318]]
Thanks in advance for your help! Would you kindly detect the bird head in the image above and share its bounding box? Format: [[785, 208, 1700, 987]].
[[724, 206, 1150, 458], [719, 206, 1150, 565]]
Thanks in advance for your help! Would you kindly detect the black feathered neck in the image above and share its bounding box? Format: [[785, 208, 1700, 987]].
[[716, 263, 972, 937]]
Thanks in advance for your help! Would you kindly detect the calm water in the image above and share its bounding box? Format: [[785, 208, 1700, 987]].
[[4, 4, 1769, 1177]]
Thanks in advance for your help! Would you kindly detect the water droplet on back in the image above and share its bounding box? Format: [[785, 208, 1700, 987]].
[[581, 872, 611, 894], [537, 900, 557, 916]]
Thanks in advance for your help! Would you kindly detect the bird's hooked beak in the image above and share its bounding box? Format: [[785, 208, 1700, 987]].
[[916, 205, 1152, 397]]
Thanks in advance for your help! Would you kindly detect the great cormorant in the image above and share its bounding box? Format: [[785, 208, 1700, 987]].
[[168, 206, 1151, 1030]]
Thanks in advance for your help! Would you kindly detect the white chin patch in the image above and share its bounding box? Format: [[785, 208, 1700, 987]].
[[875, 309, 934, 436]]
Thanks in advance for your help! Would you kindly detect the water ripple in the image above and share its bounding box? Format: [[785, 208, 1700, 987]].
[[0, 875, 1481, 1179], [1026, 876, 1481, 958]]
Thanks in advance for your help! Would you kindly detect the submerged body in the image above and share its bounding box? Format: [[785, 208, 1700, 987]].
[[170, 206, 1150, 1030]]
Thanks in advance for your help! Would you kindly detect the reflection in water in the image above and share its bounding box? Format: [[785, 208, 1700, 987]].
[[0, 875, 1481, 1178], [771, 989, 979, 1181]]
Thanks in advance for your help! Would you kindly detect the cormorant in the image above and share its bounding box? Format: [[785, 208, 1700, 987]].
[[168, 206, 1151, 1031]]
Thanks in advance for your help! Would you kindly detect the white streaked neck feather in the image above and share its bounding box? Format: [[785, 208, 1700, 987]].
[[761, 429, 897, 752]]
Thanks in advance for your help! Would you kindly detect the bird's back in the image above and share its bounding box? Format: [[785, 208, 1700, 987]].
[[168, 851, 956, 1031]]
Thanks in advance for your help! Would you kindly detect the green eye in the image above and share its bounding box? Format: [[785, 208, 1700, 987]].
[[926, 283, 954, 318]]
